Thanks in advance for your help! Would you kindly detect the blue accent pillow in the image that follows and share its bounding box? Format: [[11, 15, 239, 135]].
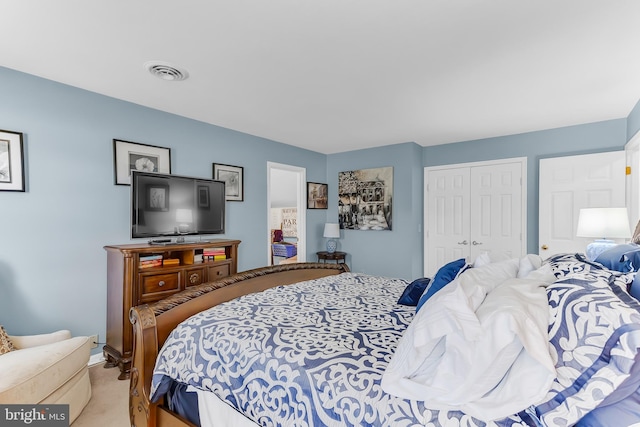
[[397, 278, 431, 306], [595, 244, 640, 272], [630, 274, 640, 301], [623, 248, 640, 272], [415, 258, 467, 312]]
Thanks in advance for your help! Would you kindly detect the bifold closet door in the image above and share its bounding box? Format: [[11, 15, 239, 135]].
[[425, 159, 525, 277], [425, 167, 471, 276], [468, 162, 523, 261]]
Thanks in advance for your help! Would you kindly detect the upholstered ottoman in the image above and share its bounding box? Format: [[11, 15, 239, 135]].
[[0, 330, 92, 424]]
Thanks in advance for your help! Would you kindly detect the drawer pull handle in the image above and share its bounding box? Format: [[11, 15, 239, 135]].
[[457, 240, 468, 245], [158, 281, 165, 287], [189, 273, 200, 284]]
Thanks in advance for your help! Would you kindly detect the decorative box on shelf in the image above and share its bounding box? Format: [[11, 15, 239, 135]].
[[272, 243, 297, 258]]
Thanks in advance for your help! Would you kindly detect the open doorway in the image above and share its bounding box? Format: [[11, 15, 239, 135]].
[[266, 162, 306, 265]]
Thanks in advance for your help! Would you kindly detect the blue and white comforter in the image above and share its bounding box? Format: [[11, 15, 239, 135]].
[[151, 255, 640, 427], [536, 254, 640, 426]]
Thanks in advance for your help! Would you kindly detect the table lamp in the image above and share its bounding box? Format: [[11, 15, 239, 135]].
[[323, 223, 340, 253], [576, 207, 631, 261]]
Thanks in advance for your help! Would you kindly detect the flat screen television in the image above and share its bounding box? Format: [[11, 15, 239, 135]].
[[131, 171, 226, 240]]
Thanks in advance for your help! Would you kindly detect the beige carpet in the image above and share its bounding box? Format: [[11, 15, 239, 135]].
[[73, 363, 130, 426]]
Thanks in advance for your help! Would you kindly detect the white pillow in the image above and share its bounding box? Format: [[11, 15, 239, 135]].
[[517, 254, 543, 278], [471, 251, 512, 268], [524, 263, 556, 284], [472, 252, 491, 268]]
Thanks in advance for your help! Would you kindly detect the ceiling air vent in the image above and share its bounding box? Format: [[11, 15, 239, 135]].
[[144, 61, 189, 81]]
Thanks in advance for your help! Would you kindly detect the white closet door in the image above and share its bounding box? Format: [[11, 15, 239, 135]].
[[424, 158, 526, 277], [538, 151, 626, 258], [425, 167, 471, 276], [469, 162, 523, 260]]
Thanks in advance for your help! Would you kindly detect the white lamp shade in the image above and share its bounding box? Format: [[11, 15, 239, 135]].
[[576, 208, 631, 239], [323, 223, 340, 238]]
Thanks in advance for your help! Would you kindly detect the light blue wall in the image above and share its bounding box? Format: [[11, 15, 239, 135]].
[[0, 67, 327, 342], [327, 142, 424, 281], [423, 119, 628, 255], [1, 65, 637, 349]]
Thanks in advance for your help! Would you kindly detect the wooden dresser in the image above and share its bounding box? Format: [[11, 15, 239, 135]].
[[104, 239, 240, 379]]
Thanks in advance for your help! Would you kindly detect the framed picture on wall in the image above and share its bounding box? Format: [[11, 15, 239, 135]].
[[113, 139, 171, 185], [281, 207, 298, 237], [213, 163, 244, 201], [338, 166, 392, 230], [307, 182, 328, 209], [0, 129, 25, 192]]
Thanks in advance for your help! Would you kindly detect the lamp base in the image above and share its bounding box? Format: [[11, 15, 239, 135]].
[[326, 239, 337, 253], [585, 239, 616, 261]]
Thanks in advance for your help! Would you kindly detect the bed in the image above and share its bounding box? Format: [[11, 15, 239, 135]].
[[129, 254, 640, 427]]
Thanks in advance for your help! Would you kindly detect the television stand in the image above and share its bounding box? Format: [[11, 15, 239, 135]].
[[104, 239, 241, 379]]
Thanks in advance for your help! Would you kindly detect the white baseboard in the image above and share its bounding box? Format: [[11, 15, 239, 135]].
[[89, 352, 106, 366]]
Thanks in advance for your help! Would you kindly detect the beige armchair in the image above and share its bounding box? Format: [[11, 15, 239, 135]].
[[0, 329, 92, 424]]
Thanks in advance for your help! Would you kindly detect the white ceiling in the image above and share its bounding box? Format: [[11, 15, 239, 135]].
[[3, 1, 640, 154]]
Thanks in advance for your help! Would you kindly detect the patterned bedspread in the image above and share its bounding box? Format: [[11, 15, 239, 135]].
[[535, 254, 640, 426], [151, 255, 640, 427]]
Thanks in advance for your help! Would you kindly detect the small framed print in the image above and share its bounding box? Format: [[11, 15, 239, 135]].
[[113, 139, 171, 185], [213, 163, 244, 201], [146, 184, 170, 211], [0, 129, 25, 192], [307, 182, 328, 209]]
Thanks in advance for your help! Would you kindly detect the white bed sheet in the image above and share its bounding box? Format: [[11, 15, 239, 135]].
[[381, 260, 556, 420], [190, 385, 258, 427]]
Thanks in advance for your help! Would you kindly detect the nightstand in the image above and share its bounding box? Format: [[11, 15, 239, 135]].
[[316, 251, 347, 265]]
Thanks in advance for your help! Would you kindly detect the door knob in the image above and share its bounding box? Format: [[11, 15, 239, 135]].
[[541, 245, 548, 250], [457, 240, 468, 245]]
